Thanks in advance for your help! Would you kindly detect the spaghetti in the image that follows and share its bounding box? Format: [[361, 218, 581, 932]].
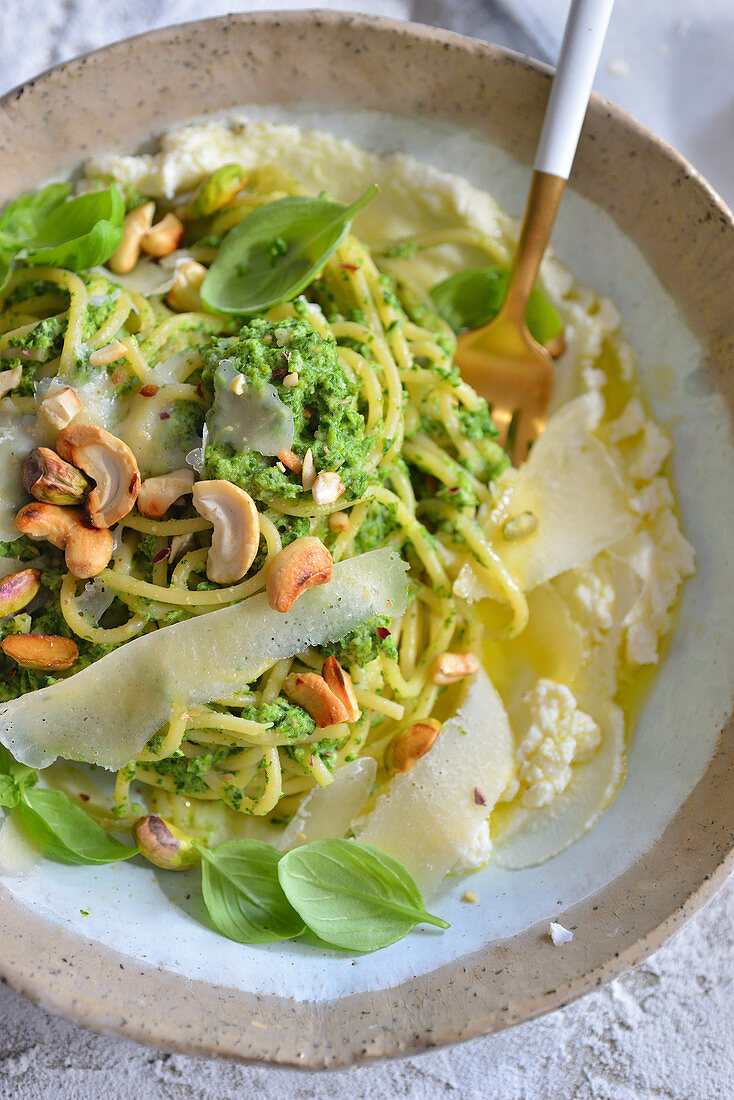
[[0, 159, 519, 841]]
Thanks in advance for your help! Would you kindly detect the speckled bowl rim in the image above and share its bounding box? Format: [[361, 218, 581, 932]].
[[0, 9, 732, 1070]]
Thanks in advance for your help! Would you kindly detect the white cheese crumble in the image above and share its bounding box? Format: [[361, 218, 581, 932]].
[[510, 680, 602, 810], [549, 921, 574, 946]]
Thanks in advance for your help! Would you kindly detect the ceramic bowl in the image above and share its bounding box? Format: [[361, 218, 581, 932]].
[[0, 11, 732, 1069]]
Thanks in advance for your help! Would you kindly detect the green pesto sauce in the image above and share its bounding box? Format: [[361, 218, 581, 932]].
[[0, 537, 40, 562], [202, 317, 371, 504], [143, 743, 236, 795], [320, 614, 398, 667], [239, 698, 316, 742]]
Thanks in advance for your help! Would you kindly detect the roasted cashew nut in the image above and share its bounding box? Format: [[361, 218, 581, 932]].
[[108, 201, 155, 274], [192, 479, 260, 585], [15, 502, 113, 579], [388, 719, 441, 773], [56, 424, 140, 528], [265, 536, 333, 613], [283, 672, 348, 729], [137, 468, 195, 519]]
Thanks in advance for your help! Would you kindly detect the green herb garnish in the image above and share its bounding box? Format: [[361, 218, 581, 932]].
[[195, 838, 305, 944], [430, 264, 562, 345], [278, 838, 449, 951], [18, 787, 138, 865], [0, 182, 125, 288], [201, 185, 378, 314]]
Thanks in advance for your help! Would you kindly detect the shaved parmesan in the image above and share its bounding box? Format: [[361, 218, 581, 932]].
[[93, 261, 176, 297], [0, 410, 35, 541], [0, 548, 408, 772], [278, 757, 377, 851], [491, 700, 624, 869], [356, 668, 514, 895], [209, 359, 294, 457], [492, 396, 635, 591]]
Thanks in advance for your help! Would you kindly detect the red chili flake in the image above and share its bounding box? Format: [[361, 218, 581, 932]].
[[159, 410, 171, 420], [151, 548, 171, 564], [473, 787, 487, 806], [139, 384, 159, 397], [110, 369, 125, 385], [340, 262, 359, 272], [79, 793, 90, 802], [448, 486, 459, 495], [271, 367, 288, 382], [376, 627, 391, 640]]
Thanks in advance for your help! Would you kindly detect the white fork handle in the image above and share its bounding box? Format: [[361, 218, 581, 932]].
[[534, 0, 616, 180]]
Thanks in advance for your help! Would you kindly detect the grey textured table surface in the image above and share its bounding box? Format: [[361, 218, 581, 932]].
[[0, 2, 732, 1097]]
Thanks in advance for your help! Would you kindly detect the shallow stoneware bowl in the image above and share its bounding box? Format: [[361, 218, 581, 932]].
[[0, 10, 732, 1069]]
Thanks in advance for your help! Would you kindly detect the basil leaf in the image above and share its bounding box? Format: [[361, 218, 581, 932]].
[[197, 838, 305, 944], [278, 839, 449, 952], [19, 787, 138, 865], [202, 184, 378, 314], [0, 775, 20, 810], [0, 182, 71, 244], [0, 744, 13, 776], [430, 265, 562, 346], [24, 186, 125, 270], [0, 250, 12, 291]]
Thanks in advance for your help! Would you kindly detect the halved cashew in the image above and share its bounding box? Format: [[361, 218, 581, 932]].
[[56, 424, 140, 528], [0, 366, 22, 399], [88, 340, 127, 368], [322, 656, 361, 723], [312, 471, 345, 507], [22, 447, 91, 505], [142, 213, 184, 257], [1, 633, 78, 671], [38, 386, 81, 431], [283, 672, 348, 729], [0, 569, 42, 617], [108, 201, 155, 274], [389, 719, 441, 773], [431, 651, 481, 686], [15, 502, 113, 579], [192, 480, 260, 585], [265, 536, 333, 613], [165, 260, 207, 312], [138, 468, 195, 519]]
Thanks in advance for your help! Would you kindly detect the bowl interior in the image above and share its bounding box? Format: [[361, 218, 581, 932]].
[[0, 12, 732, 1067]]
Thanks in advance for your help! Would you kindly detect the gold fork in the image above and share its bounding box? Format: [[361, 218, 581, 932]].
[[454, 0, 615, 465]]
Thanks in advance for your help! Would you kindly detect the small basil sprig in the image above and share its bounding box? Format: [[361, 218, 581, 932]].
[[0, 181, 125, 288], [278, 839, 449, 951], [201, 184, 378, 314], [18, 787, 138, 865], [430, 265, 562, 346], [195, 838, 305, 944], [0, 749, 137, 864]]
